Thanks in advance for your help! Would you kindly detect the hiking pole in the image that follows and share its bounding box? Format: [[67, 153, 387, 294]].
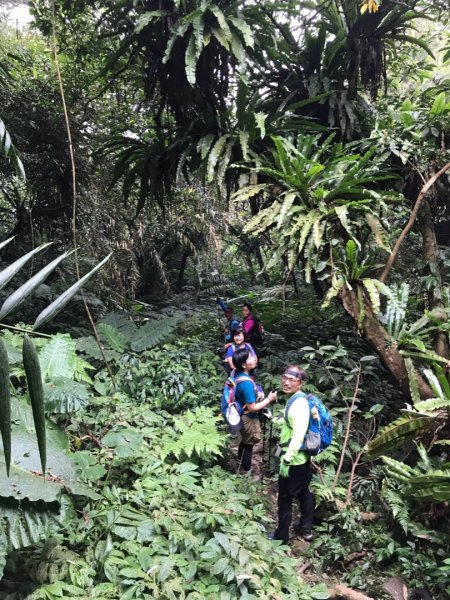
[[261, 414, 266, 485], [267, 419, 273, 473]]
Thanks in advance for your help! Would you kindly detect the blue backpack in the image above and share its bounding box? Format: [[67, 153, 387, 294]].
[[221, 372, 258, 432], [285, 392, 333, 455]]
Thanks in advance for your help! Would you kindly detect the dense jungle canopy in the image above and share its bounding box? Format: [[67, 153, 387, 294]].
[[0, 0, 450, 598]]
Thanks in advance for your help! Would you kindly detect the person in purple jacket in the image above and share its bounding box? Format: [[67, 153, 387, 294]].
[[242, 303, 256, 343]]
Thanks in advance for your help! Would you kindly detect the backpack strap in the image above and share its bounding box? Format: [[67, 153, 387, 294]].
[[284, 391, 308, 425], [234, 374, 257, 412]]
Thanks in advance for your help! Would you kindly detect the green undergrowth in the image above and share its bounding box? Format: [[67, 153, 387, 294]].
[[4, 395, 329, 600], [2, 304, 449, 599]]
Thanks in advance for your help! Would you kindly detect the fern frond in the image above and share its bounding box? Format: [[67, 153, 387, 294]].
[[232, 184, 267, 203], [406, 470, 450, 502], [381, 483, 410, 532], [362, 278, 381, 315], [39, 334, 77, 381], [405, 358, 421, 405], [130, 316, 182, 352], [160, 408, 226, 461], [413, 397, 450, 413], [322, 274, 346, 308], [366, 214, 391, 252], [423, 369, 445, 400], [365, 415, 435, 459]]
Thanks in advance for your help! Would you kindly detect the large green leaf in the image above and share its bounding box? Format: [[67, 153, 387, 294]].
[[76, 336, 121, 363], [39, 334, 77, 381], [0, 504, 68, 553], [44, 377, 90, 414], [365, 415, 435, 459], [0, 397, 94, 501], [0, 250, 74, 320], [0, 242, 53, 292], [406, 471, 450, 501], [102, 428, 145, 459], [0, 502, 70, 580], [33, 253, 112, 330], [98, 323, 129, 352], [429, 91, 447, 117], [101, 312, 137, 337]]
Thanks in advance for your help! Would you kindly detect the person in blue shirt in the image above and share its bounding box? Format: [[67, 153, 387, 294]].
[[233, 348, 277, 473], [216, 298, 241, 342], [224, 327, 257, 373]]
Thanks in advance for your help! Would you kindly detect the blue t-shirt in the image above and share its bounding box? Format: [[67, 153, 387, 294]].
[[234, 372, 258, 419]]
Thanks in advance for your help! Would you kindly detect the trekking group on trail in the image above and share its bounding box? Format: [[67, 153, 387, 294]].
[[216, 298, 333, 545]]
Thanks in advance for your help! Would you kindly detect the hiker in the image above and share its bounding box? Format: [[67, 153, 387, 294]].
[[216, 298, 241, 342], [225, 326, 257, 373], [233, 348, 277, 473], [241, 303, 256, 343], [271, 366, 314, 544], [241, 302, 264, 348]]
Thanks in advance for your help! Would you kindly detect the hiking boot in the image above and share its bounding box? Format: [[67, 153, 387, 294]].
[[294, 526, 314, 542]]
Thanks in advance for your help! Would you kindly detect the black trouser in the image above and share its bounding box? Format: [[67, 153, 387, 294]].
[[238, 442, 253, 472], [273, 460, 314, 544]]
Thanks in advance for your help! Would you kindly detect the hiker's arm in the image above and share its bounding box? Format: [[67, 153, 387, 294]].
[[216, 298, 227, 311], [246, 389, 277, 412], [284, 399, 310, 462]]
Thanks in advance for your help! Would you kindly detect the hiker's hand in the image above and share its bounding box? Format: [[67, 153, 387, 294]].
[[262, 408, 272, 419], [279, 457, 290, 478], [268, 390, 277, 403]]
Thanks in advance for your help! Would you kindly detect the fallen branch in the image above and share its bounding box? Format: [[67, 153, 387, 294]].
[[345, 550, 368, 565], [380, 161, 450, 283], [328, 583, 374, 600], [360, 511, 381, 522], [298, 560, 312, 574]]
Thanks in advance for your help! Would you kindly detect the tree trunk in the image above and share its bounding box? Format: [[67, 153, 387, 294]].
[[340, 287, 433, 399], [175, 251, 189, 292], [416, 199, 449, 358], [254, 246, 270, 285]]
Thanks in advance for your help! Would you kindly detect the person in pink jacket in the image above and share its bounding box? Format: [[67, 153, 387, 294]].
[[242, 303, 256, 343]]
